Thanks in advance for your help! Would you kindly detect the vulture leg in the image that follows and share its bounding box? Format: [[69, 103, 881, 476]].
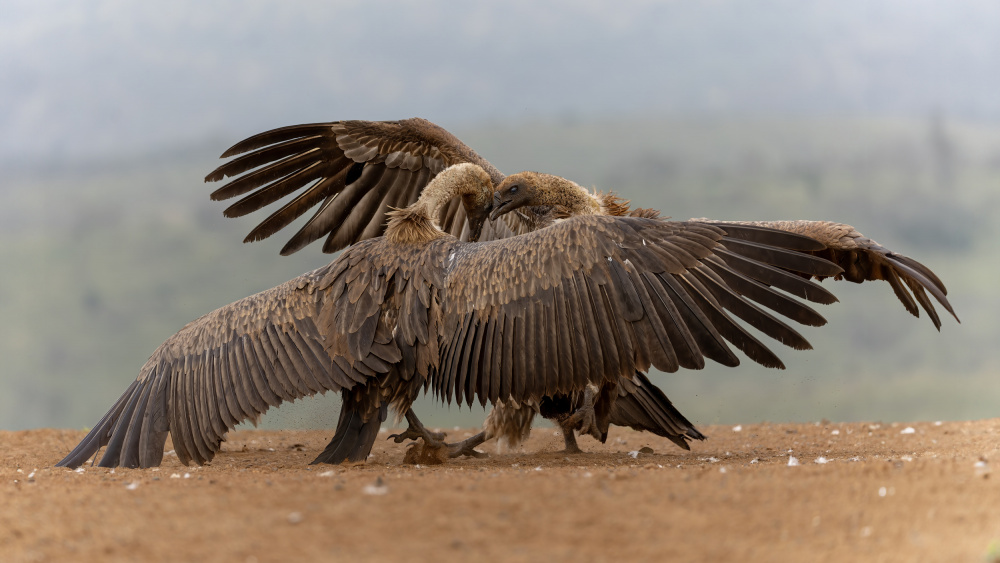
[[389, 409, 487, 458], [312, 392, 387, 465], [560, 385, 603, 442], [540, 386, 602, 454], [559, 425, 583, 454], [444, 432, 489, 458], [388, 409, 447, 446]]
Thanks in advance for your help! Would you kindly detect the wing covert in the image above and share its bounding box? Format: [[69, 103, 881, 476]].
[[431, 216, 846, 407]]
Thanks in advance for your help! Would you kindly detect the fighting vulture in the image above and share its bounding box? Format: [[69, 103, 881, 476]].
[[56, 119, 957, 468], [58, 158, 876, 469], [203, 118, 709, 455], [196, 118, 956, 456], [473, 172, 958, 451]]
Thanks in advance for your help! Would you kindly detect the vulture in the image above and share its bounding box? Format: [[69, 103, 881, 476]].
[[201, 118, 708, 455], [470, 172, 958, 451], [57, 160, 868, 469], [195, 118, 956, 456]]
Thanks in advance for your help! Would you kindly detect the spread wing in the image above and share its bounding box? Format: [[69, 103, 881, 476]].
[[205, 117, 529, 254], [695, 220, 958, 329], [56, 264, 364, 469], [422, 217, 845, 408]]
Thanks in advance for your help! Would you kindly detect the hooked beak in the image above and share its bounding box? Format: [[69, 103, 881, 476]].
[[467, 200, 493, 243], [489, 193, 515, 222]]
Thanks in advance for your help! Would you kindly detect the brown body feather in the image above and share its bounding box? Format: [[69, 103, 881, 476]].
[[203, 118, 709, 452], [59, 158, 871, 468], [58, 118, 954, 470], [481, 170, 956, 450], [328, 208, 844, 411], [203, 118, 954, 456]]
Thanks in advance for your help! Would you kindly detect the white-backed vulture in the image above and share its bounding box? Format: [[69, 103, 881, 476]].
[[202, 118, 709, 455], [199, 118, 955, 455], [469, 172, 958, 451], [57, 161, 856, 469]]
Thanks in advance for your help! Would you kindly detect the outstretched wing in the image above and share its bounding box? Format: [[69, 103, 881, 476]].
[[695, 220, 958, 329], [428, 217, 844, 407], [56, 264, 363, 469], [205, 118, 527, 254]]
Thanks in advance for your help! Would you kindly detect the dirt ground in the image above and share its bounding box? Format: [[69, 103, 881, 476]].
[[4, 419, 1000, 563]]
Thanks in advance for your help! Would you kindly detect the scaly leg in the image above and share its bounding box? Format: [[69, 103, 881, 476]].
[[388, 410, 486, 458], [561, 385, 602, 441], [558, 419, 583, 454], [445, 432, 488, 458], [388, 410, 446, 447]]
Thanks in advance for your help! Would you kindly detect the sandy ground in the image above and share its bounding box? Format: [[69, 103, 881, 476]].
[[4, 419, 1000, 562]]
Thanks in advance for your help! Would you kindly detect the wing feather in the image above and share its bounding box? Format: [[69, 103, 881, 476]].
[[432, 216, 844, 406], [500, 311, 514, 402], [478, 317, 498, 407], [56, 266, 353, 468], [688, 268, 812, 350], [696, 219, 957, 329], [205, 118, 532, 254], [466, 317, 487, 406], [552, 283, 575, 393]]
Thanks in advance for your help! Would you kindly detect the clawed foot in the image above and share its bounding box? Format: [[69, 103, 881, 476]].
[[446, 432, 488, 458], [388, 426, 446, 446], [388, 410, 447, 447], [390, 410, 487, 460], [562, 387, 602, 441], [554, 385, 603, 453]]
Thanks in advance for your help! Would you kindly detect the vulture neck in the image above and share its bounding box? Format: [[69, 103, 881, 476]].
[[385, 163, 490, 245], [537, 176, 603, 217], [533, 176, 634, 218]]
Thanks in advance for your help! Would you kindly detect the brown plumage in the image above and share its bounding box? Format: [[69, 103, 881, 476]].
[[203, 118, 534, 253], [471, 171, 958, 451], [202, 118, 708, 453], [493, 173, 956, 330], [59, 158, 855, 469], [57, 164, 493, 468], [690, 219, 956, 330], [201, 118, 955, 456]]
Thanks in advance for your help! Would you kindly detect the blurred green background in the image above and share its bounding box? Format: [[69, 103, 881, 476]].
[[2, 1, 997, 431]]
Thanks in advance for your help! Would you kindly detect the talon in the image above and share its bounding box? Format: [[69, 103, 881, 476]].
[[392, 409, 449, 448], [563, 386, 602, 441], [388, 428, 425, 444], [446, 432, 489, 458]]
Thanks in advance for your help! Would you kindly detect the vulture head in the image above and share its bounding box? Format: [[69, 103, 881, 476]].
[[386, 163, 495, 244], [491, 171, 599, 221], [459, 186, 494, 243], [449, 164, 495, 242]]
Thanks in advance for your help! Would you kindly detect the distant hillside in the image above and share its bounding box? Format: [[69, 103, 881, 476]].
[[2, 116, 997, 431]]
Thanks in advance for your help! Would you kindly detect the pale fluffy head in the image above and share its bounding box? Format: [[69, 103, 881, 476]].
[[386, 163, 495, 244]]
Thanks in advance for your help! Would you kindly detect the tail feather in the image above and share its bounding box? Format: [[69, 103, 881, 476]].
[[610, 371, 705, 450], [311, 392, 387, 465]]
